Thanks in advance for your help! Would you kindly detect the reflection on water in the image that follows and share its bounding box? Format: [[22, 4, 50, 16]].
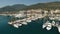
[[0, 16, 60, 34]]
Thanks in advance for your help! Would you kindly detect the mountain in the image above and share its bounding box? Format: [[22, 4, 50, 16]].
[[0, 4, 27, 12], [26, 1, 60, 10], [0, 1, 60, 12]]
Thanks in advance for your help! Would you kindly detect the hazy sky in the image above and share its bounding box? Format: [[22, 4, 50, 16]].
[[0, 0, 60, 8]]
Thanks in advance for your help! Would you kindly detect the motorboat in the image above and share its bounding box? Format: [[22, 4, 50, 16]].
[[13, 24, 19, 28], [26, 18, 32, 23], [57, 25, 60, 33], [42, 21, 52, 30], [46, 23, 52, 30], [42, 24, 47, 29], [21, 22, 27, 25], [8, 22, 12, 25], [51, 21, 55, 26], [42, 21, 50, 29], [18, 24, 22, 26], [46, 26, 52, 30], [55, 22, 59, 27], [31, 17, 36, 21], [49, 17, 55, 20], [34, 17, 38, 20]]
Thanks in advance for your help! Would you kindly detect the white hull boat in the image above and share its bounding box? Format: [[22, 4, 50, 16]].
[[13, 24, 19, 28], [46, 23, 52, 30], [49, 17, 55, 20], [32, 18, 36, 20], [18, 24, 22, 26], [26, 20, 31, 22], [42, 24, 46, 29], [8, 22, 12, 25], [51, 21, 55, 26], [57, 26, 60, 33], [46, 26, 51, 30], [22, 22, 27, 25]]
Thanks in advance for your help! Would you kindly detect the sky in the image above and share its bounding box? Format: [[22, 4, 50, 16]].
[[0, 0, 60, 8]]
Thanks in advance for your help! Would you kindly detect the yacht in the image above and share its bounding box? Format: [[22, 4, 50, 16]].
[[26, 19, 31, 23], [42, 21, 52, 30], [46, 23, 52, 30], [26, 18, 32, 22], [55, 22, 59, 27], [35, 17, 38, 20], [57, 25, 60, 33], [42, 21, 50, 29], [42, 23, 47, 29], [31, 17, 36, 21], [13, 24, 19, 28], [18, 24, 22, 26], [51, 21, 55, 26], [49, 17, 55, 20], [8, 22, 12, 25], [22, 22, 27, 25]]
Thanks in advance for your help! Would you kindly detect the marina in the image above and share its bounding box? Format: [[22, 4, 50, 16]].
[[6, 9, 60, 33], [0, 0, 60, 34]]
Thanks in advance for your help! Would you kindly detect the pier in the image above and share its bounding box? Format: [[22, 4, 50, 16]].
[[8, 14, 46, 28]]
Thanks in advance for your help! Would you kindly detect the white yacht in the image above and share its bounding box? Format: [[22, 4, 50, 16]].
[[42, 23, 47, 29], [51, 21, 55, 26], [42, 21, 52, 30], [13, 24, 19, 28], [18, 24, 22, 26], [8, 22, 12, 25], [46, 26, 51, 30], [22, 22, 27, 25], [34, 17, 38, 20], [31, 17, 36, 21], [26, 18, 32, 23], [49, 17, 55, 20], [46, 23, 52, 30], [57, 25, 60, 33], [42, 21, 50, 29]]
